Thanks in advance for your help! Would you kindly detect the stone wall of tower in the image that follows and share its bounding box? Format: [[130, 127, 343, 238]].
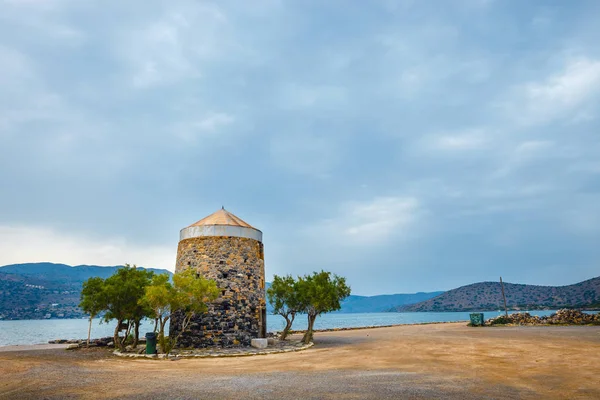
[[170, 236, 266, 348]]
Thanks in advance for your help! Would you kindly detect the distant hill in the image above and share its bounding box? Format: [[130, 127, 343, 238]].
[[338, 292, 444, 313], [0, 263, 443, 320], [0, 262, 170, 283], [264, 282, 441, 314], [394, 277, 600, 312], [0, 263, 172, 320]]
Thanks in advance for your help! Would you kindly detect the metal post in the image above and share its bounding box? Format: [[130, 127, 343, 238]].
[[500, 277, 508, 317]]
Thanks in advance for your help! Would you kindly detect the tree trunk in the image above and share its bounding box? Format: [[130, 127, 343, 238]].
[[153, 318, 158, 333], [87, 316, 93, 347], [159, 317, 169, 354], [280, 313, 295, 341], [132, 320, 140, 348], [125, 321, 132, 343], [174, 312, 193, 346], [113, 319, 122, 350], [302, 314, 316, 344], [118, 321, 132, 351]]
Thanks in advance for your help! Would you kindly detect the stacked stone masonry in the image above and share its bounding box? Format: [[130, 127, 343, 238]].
[[170, 236, 266, 348]]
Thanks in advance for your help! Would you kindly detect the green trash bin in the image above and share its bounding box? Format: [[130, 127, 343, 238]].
[[145, 332, 157, 354], [469, 313, 484, 326]]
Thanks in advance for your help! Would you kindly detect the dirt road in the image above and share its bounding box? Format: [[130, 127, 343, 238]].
[[1, 323, 599, 399]]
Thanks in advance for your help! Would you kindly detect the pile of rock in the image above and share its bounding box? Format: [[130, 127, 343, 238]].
[[48, 336, 145, 348], [544, 309, 600, 325], [48, 338, 83, 345], [486, 313, 542, 326], [486, 309, 600, 326], [88, 337, 115, 347]]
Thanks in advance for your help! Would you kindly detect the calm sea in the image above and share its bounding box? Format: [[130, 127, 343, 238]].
[[0, 310, 565, 346]]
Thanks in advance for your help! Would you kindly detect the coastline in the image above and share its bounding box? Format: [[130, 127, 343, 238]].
[[0, 320, 469, 351], [3, 306, 600, 322], [1, 322, 599, 399], [2, 309, 595, 347]]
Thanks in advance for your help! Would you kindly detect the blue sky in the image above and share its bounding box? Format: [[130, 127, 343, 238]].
[[1, 0, 599, 295]]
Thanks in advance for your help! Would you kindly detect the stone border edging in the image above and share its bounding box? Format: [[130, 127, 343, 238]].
[[113, 342, 314, 359]]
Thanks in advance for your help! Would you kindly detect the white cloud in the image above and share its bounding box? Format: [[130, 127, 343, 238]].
[[526, 59, 600, 103], [414, 129, 493, 159], [515, 58, 600, 125], [344, 197, 420, 238], [0, 225, 176, 271], [310, 197, 422, 245]]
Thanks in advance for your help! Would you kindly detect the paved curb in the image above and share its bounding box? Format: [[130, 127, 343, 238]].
[[113, 342, 314, 359]]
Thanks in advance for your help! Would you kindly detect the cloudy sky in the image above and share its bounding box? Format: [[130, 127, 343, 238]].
[[1, 0, 599, 295]]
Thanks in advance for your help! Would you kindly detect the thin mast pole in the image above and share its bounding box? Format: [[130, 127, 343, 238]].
[[500, 276, 508, 317]]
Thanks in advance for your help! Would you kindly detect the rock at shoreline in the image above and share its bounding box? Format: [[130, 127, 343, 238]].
[[48, 336, 117, 346], [48, 339, 69, 344], [486, 309, 600, 326]]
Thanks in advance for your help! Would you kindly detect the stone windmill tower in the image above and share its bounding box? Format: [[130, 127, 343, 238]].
[[170, 208, 266, 347]]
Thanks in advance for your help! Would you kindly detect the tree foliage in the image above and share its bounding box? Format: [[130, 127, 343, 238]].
[[297, 271, 351, 344], [170, 269, 220, 350], [142, 273, 176, 354], [79, 277, 106, 346], [267, 275, 300, 340], [142, 269, 219, 355], [102, 264, 154, 351]]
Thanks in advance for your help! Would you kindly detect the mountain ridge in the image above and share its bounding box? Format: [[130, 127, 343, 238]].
[[0, 262, 172, 282], [0, 263, 172, 320], [394, 277, 600, 312], [0, 263, 441, 320], [336, 292, 444, 313]]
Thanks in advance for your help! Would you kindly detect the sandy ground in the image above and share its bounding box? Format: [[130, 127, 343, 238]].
[[1, 323, 599, 399], [0, 344, 70, 352]]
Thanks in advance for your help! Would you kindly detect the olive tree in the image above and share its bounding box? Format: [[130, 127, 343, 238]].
[[142, 273, 173, 345], [102, 264, 154, 351], [143, 269, 219, 355], [267, 275, 300, 340], [169, 269, 219, 349], [297, 271, 351, 344], [79, 277, 106, 347]]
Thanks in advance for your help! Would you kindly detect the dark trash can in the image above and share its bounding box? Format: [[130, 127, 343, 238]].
[[145, 332, 157, 354], [469, 313, 484, 326]]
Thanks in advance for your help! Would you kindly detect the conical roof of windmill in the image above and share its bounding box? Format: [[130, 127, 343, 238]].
[[188, 208, 257, 229], [180, 208, 262, 242]]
